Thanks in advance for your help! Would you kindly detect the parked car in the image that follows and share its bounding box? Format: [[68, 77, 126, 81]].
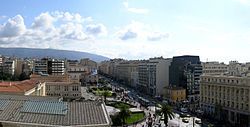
[[182, 118, 189, 123], [180, 108, 188, 113], [195, 119, 202, 124], [180, 113, 191, 118]]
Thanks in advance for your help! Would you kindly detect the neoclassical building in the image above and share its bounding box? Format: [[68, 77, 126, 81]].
[[200, 75, 250, 126]]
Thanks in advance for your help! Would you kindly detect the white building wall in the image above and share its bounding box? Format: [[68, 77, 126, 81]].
[[155, 59, 172, 96]]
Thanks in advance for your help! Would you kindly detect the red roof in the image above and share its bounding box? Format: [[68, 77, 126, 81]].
[[0, 80, 38, 94]]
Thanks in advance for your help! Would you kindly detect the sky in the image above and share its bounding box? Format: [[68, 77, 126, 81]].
[[0, 0, 250, 63]]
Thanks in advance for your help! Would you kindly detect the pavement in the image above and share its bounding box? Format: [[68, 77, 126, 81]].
[[91, 76, 204, 127], [80, 87, 97, 100]]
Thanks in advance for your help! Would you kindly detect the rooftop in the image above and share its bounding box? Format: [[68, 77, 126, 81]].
[[46, 82, 79, 86], [0, 80, 38, 94], [0, 96, 110, 126]]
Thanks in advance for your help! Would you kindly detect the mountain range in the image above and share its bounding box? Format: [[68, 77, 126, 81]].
[[0, 47, 110, 62]]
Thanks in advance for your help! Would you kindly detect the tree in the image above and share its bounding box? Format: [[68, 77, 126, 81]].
[[19, 72, 30, 81], [102, 90, 110, 104], [119, 104, 131, 125], [157, 104, 175, 127]]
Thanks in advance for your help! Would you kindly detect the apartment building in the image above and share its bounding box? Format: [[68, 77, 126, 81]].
[[228, 61, 250, 76], [202, 61, 228, 75], [98, 61, 110, 75], [45, 82, 81, 99], [33, 58, 65, 75], [80, 58, 97, 72], [67, 64, 86, 83], [138, 57, 172, 96], [200, 75, 250, 126], [116, 60, 139, 87], [33, 58, 48, 74], [0, 60, 15, 75], [98, 58, 124, 78], [49, 59, 65, 75]]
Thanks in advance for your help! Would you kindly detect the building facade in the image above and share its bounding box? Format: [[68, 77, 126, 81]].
[[200, 75, 250, 126], [202, 61, 228, 75], [164, 86, 186, 103], [34, 58, 65, 75], [138, 57, 172, 96], [169, 55, 202, 103], [116, 61, 139, 87], [45, 82, 81, 99]]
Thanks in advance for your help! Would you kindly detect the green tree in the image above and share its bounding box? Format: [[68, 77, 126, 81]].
[[157, 104, 175, 127], [19, 72, 30, 81], [102, 90, 110, 104], [119, 104, 131, 125]]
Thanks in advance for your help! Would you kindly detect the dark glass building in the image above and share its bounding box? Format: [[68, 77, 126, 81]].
[[169, 55, 202, 103]]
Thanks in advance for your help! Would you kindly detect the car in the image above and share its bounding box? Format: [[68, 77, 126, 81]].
[[180, 113, 191, 118], [180, 108, 188, 113], [182, 118, 189, 123], [195, 119, 202, 124]]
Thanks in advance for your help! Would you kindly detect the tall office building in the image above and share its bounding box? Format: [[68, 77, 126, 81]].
[[34, 58, 65, 75], [138, 57, 172, 96], [169, 55, 202, 103]]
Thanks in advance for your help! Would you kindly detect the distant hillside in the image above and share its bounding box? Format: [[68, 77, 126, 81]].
[[0, 47, 109, 62]]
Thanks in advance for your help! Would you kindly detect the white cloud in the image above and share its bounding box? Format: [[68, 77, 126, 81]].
[[119, 30, 137, 40], [32, 12, 54, 29], [0, 15, 7, 19], [85, 23, 107, 36], [147, 32, 169, 41], [0, 12, 106, 49], [60, 23, 89, 40], [116, 21, 169, 41], [0, 15, 26, 37], [123, 1, 149, 14]]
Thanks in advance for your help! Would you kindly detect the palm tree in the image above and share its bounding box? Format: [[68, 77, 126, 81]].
[[157, 104, 175, 127], [102, 90, 110, 104], [119, 104, 131, 125]]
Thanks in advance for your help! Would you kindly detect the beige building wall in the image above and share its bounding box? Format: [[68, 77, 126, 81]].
[[45, 82, 81, 98], [67, 65, 87, 83], [200, 75, 250, 124], [24, 82, 46, 96], [164, 87, 186, 103], [202, 62, 228, 75], [116, 61, 139, 87]]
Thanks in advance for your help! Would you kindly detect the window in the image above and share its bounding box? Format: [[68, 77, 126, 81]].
[[46, 86, 50, 91], [64, 86, 68, 91], [72, 86, 79, 91]]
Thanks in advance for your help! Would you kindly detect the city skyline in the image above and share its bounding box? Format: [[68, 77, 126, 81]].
[[0, 0, 250, 63]]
